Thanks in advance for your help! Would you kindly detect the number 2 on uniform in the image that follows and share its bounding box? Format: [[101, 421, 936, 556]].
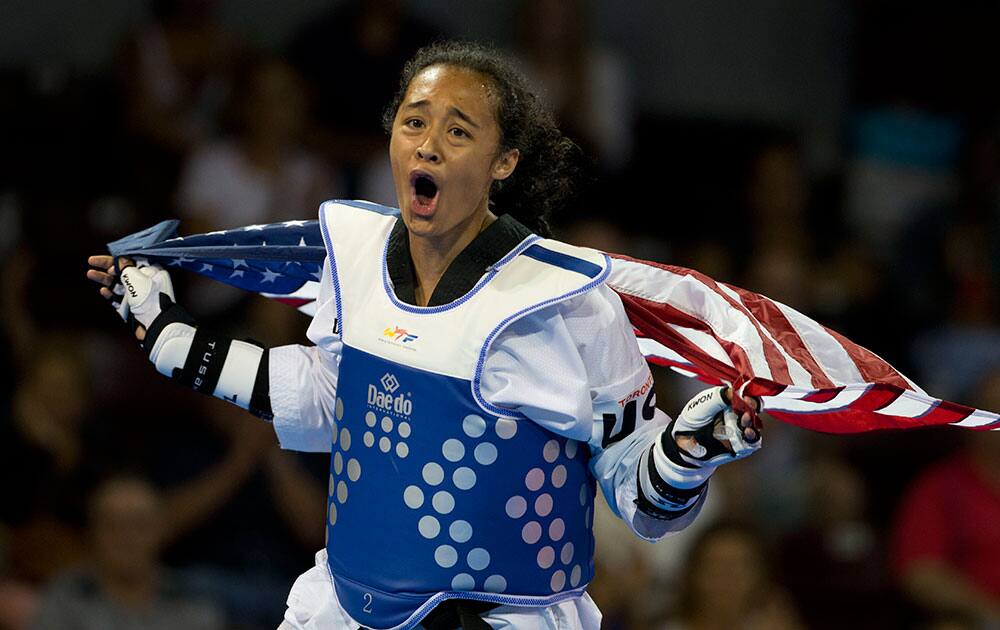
[[363, 593, 373, 613]]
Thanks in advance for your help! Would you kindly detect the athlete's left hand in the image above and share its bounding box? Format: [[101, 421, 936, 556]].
[[672, 386, 762, 468]]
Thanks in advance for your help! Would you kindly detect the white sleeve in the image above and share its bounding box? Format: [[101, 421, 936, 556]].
[[480, 283, 705, 541], [268, 256, 343, 452]]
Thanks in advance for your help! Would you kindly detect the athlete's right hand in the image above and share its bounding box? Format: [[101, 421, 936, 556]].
[[87, 255, 175, 342]]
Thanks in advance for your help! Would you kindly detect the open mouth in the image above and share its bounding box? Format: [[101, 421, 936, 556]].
[[410, 172, 439, 215]]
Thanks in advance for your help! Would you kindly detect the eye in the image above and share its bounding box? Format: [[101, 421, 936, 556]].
[[404, 118, 424, 129], [449, 127, 470, 139]]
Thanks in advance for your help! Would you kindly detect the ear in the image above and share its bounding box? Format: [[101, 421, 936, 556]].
[[491, 149, 520, 182]]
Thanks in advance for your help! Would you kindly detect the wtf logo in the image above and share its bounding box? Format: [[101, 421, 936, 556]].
[[383, 326, 419, 343]]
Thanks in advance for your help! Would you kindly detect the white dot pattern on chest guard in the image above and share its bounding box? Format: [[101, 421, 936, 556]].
[[449, 520, 473, 543], [473, 442, 497, 465], [442, 439, 465, 462], [505, 496, 527, 519], [462, 415, 486, 438], [497, 434, 593, 592], [404, 485, 424, 509], [347, 458, 361, 482], [402, 412, 584, 595], [327, 414, 372, 529], [332, 375, 595, 601], [422, 463, 444, 486], [452, 467, 477, 490], [432, 491, 455, 514], [418, 515, 440, 539]]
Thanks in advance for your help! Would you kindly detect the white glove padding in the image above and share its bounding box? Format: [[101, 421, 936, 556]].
[[115, 265, 175, 330], [671, 385, 762, 468]]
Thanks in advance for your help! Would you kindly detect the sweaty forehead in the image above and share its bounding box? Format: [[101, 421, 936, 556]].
[[403, 65, 497, 115]]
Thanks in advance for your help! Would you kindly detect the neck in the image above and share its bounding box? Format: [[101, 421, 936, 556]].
[[408, 209, 496, 306]]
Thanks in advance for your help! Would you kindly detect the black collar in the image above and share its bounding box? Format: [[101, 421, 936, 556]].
[[386, 215, 534, 306]]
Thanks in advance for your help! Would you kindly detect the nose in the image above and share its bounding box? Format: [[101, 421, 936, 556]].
[[416, 139, 440, 164]]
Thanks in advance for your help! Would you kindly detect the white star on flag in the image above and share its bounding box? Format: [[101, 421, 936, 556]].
[[168, 256, 195, 267], [244, 224, 266, 231], [261, 268, 280, 283], [230, 270, 244, 278], [231, 259, 248, 268], [298, 237, 307, 247], [283, 220, 307, 227], [201, 263, 214, 272]]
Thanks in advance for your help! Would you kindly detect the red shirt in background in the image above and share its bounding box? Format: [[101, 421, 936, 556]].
[[891, 451, 1000, 598]]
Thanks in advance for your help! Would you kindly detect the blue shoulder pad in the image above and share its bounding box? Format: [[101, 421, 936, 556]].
[[521, 243, 604, 279]]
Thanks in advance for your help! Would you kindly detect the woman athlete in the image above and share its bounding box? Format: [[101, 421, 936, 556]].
[[88, 41, 761, 630]]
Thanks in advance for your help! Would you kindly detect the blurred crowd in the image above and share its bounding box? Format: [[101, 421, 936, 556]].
[[1, 1, 998, 629]]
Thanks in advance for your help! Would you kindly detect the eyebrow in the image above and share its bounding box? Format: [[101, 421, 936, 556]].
[[403, 100, 481, 129]]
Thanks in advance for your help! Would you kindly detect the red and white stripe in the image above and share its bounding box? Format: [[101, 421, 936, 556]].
[[262, 280, 319, 315], [607, 255, 1000, 433]]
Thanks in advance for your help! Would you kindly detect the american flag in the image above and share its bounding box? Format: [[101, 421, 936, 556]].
[[108, 216, 1000, 434]]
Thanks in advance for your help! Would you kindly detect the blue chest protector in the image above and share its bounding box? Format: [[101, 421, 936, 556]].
[[318, 201, 610, 630]]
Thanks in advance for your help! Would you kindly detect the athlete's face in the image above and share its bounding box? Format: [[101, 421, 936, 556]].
[[389, 64, 519, 243]]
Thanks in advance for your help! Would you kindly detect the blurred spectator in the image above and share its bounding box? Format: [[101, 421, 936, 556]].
[[779, 456, 898, 628], [1, 249, 38, 372], [843, 108, 961, 258], [739, 137, 813, 307], [589, 476, 729, 626], [899, 118, 1000, 325], [175, 55, 341, 324], [919, 613, 980, 630], [177, 55, 339, 232], [513, 0, 633, 172], [906, 120, 1000, 400], [658, 521, 803, 630], [0, 331, 321, 629], [118, 0, 243, 219], [890, 368, 1000, 625], [560, 217, 630, 257], [588, 510, 654, 630], [29, 476, 223, 630], [150, 399, 327, 629], [0, 339, 106, 586], [0, 575, 35, 630], [287, 0, 440, 176]]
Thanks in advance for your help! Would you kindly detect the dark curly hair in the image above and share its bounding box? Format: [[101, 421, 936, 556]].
[[383, 41, 582, 237]]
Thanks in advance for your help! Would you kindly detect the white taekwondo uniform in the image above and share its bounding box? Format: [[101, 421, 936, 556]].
[[269, 201, 705, 630]]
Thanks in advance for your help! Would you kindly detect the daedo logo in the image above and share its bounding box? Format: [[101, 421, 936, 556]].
[[383, 326, 419, 343], [368, 372, 413, 416]]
